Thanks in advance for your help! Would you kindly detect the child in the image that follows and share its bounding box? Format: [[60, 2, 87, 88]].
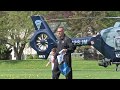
[[46, 48, 56, 79]]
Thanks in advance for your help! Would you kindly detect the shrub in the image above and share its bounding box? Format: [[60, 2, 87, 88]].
[[33, 54, 39, 59], [26, 54, 33, 59]]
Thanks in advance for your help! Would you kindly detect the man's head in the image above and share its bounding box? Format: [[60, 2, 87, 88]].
[[56, 27, 65, 38]]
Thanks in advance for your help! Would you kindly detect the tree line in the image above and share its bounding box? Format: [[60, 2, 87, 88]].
[[0, 11, 120, 60]]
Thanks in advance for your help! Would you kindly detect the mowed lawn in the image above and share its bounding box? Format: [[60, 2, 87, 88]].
[[0, 58, 120, 79]]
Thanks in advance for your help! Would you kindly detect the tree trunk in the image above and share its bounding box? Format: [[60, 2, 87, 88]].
[[16, 53, 22, 60], [14, 43, 26, 60]]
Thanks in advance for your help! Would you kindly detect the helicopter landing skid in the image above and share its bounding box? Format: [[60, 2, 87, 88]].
[[112, 62, 120, 71], [98, 58, 111, 68]]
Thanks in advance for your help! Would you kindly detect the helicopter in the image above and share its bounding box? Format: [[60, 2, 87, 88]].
[[30, 15, 120, 71]]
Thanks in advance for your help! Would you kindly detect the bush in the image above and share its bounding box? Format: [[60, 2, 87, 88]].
[[0, 45, 12, 60], [33, 54, 39, 59], [26, 54, 33, 59]]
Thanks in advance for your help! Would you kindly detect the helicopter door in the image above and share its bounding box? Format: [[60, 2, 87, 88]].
[[114, 35, 120, 58], [114, 36, 120, 50]]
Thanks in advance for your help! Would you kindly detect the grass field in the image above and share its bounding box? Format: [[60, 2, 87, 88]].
[[0, 58, 120, 79]]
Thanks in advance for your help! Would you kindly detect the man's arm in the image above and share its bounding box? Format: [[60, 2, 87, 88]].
[[65, 38, 76, 53]]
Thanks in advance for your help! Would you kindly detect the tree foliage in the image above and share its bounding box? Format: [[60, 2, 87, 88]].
[[1, 11, 120, 60]]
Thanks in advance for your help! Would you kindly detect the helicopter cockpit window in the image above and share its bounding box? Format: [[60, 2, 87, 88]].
[[114, 30, 120, 50], [100, 27, 120, 50]]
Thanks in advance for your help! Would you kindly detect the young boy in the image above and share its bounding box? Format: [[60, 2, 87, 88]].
[[46, 48, 56, 79]]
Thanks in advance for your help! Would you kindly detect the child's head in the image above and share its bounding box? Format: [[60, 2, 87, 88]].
[[51, 48, 56, 55]]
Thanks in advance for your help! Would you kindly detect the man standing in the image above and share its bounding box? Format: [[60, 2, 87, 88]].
[[53, 27, 76, 79]]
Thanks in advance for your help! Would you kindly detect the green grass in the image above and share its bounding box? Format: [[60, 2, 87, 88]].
[[0, 58, 120, 79]]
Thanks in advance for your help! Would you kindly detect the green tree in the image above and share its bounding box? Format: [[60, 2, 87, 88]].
[[0, 11, 53, 60], [1, 11, 120, 60]]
